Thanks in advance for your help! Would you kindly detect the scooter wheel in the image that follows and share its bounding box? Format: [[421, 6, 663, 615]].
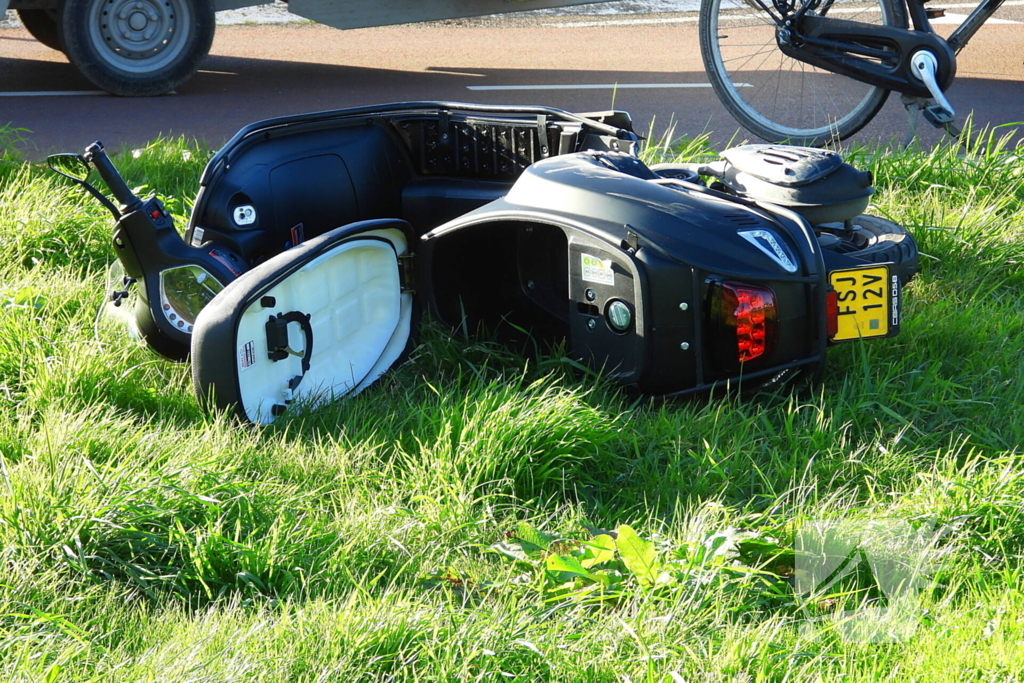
[[819, 215, 919, 282]]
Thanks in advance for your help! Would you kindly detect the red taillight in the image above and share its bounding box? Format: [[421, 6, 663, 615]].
[[825, 289, 839, 338], [731, 284, 775, 362], [708, 281, 778, 371]]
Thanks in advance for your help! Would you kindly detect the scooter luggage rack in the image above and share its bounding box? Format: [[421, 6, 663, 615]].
[[201, 101, 638, 186]]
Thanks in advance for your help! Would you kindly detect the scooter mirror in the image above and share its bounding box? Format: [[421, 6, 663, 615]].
[[47, 153, 92, 183]]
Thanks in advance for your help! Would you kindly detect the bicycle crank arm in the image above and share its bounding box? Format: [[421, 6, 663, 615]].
[[780, 16, 957, 98], [910, 50, 956, 120]]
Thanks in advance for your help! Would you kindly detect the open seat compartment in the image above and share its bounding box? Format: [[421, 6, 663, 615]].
[[423, 221, 571, 348]]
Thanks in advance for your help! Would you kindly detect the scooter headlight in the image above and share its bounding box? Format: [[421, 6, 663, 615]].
[[159, 265, 225, 333]]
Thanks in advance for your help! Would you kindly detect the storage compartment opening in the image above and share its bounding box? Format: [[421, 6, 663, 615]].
[[430, 221, 569, 348]]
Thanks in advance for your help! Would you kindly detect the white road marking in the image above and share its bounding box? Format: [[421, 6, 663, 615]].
[[934, 1, 1024, 6], [929, 11, 1020, 23], [0, 90, 107, 97], [548, 0, 1024, 26], [468, 82, 751, 90], [0, 90, 177, 96], [549, 16, 699, 26]]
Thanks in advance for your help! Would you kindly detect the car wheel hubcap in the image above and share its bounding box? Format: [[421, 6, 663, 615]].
[[90, 0, 192, 73]]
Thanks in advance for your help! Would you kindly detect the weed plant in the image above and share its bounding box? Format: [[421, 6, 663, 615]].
[[0, 125, 1023, 681]]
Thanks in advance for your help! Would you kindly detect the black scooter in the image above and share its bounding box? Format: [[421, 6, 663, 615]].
[[50, 102, 917, 423]]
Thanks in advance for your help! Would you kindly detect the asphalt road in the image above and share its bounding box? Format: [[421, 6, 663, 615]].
[[1, 8, 1022, 158]]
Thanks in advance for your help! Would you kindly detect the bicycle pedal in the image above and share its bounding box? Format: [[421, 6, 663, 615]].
[[923, 104, 955, 126], [910, 51, 956, 121]]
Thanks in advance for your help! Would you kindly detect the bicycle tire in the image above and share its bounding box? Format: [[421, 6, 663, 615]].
[[699, 0, 906, 146]]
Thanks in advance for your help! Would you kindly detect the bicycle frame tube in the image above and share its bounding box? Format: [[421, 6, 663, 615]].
[[783, 16, 957, 95], [946, 0, 1005, 53], [782, 0, 999, 78]]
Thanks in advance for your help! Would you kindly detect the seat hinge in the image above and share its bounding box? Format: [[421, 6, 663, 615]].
[[536, 114, 550, 158], [438, 110, 451, 148], [622, 225, 641, 255], [398, 253, 416, 293]]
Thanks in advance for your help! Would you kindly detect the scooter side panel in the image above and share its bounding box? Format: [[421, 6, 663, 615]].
[[419, 153, 824, 395]]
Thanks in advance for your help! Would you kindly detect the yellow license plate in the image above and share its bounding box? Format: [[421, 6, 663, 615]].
[[829, 265, 895, 341]]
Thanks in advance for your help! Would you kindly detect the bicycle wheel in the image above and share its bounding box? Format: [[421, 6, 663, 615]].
[[700, 0, 904, 146]]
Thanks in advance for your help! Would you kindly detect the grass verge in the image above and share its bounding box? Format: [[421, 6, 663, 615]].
[[1, 126, 1023, 681]]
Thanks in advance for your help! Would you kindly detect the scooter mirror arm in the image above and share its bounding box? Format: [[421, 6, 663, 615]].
[[79, 181, 122, 221], [46, 153, 122, 220]]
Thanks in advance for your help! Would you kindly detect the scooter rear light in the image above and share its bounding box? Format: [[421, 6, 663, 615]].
[[707, 281, 778, 370], [826, 288, 839, 338]]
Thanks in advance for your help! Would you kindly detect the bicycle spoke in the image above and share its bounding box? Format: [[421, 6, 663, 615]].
[[721, 46, 781, 65], [700, 0, 894, 143]]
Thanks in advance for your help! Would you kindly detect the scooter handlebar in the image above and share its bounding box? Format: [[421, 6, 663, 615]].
[[84, 142, 140, 210]]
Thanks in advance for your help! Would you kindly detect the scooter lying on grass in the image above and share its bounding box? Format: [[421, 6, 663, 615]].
[[49, 102, 917, 424]]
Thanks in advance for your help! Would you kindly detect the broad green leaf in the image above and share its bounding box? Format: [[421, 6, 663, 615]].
[[736, 536, 795, 569], [2, 286, 45, 310], [514, 522, 556, 551], [582, 524, 617, 538], [236, 571, 269, 592], [489, 540, 542, 564], [704, 527, 760, 565], [545, 554, 599, 583], [591, 568, 624, 588], [616, 524, 660, 586], [580, 534, 616, 568]]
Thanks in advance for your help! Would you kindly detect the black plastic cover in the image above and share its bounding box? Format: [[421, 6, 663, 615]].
[[721, 145, 844, 187], [717, 145, 875, 225]]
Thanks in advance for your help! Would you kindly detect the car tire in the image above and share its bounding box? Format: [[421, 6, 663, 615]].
[[820, 215, 919, 282], [18, 8, 64, 52], [59, 0, 214, 96]]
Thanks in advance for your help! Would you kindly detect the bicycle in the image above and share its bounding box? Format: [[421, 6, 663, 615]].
[[698, 0, 1008, 146]]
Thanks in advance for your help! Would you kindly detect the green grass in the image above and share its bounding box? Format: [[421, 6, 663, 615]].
[[1, 126, 1023, 681]]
